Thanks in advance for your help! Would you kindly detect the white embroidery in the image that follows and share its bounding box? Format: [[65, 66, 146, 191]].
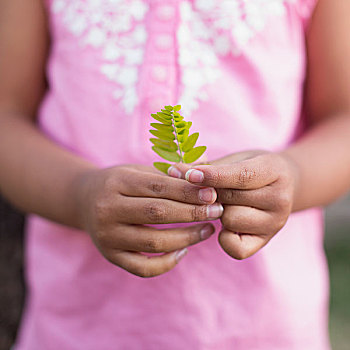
[[52, 0, 289, 116], [178, 0, 288, 115], [52, 0, 148, 114]]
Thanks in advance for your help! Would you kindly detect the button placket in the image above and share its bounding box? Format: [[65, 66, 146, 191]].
[[145, 1, 178, 110], [155, 4, 176, 21], [151, 65, 168, 83], [154, 34, 173, 51]]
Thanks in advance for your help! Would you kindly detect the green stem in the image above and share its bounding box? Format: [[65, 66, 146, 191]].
[[172, 112, 183, 163]]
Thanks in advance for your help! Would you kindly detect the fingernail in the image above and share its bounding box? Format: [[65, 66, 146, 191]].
[[168, 166, 182, 178], [175, 248, 188, 263], [200, 224, 214, 240], [199, 188, 215, 203], [185, 169, 204, 183], [207, 203, 224, 219]]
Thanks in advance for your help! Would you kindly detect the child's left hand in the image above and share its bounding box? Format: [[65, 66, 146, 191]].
[[168, 150, 299, 259]]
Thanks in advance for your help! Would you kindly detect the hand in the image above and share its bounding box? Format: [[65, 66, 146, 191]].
[[168, 151, 299, 260], [75, 165, 223, 277]]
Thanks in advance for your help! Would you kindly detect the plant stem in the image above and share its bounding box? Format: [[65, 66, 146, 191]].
[[172, 112, 183, 163]]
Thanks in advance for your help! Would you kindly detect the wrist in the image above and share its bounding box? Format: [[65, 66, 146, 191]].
[[70, 166, 100, 231], [278, 150, 302, 212]]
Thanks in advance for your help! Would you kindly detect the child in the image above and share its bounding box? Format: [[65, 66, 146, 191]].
[[0, 0, 349, 348]]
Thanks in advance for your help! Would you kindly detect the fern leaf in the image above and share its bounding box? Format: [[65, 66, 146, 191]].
[[150, 105, 207, 169], [150, 138, 178, 151], [151, 114, 172, 125], [152, 147, 181, 162], [157, 112, 172, 120], [183, 146, 206, 164], [161, 109, 172, 115], [178, 129, 189, 143], [153, 162, 171, 174], [150, 123, 173, 132], [149, 129, 175, 141], [182, 132, 199, 152]]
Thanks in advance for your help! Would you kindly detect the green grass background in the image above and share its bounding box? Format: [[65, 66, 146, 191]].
[[325, 195, 350, 350]]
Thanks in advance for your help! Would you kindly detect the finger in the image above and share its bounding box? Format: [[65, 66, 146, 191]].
[[167, 153, 257, 179], [118, 197, 224, 224], [220, 205, 285, 234], [216, 187, 276, 210], [167, 164, 191, 179], [108, 223, 215, 253], [110, 248, 188, 278], [218, 230, 269, 260], [167, 155, 210, 179], [210, 150, 268, 166], [119, 169, 216, 205], [184, 155, 280, 189]]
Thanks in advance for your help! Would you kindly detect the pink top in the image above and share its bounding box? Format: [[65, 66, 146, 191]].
[[16, 0, 331, 349]]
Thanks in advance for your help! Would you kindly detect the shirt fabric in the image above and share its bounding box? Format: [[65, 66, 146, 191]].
[[15, 0, 331, 349]]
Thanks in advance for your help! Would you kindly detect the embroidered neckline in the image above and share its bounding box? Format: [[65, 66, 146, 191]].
[[52, 0, 149, 114], [178, 0, 288, 116], [51, 0, 289, 116]]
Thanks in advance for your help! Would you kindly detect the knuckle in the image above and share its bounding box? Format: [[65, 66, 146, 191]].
[[205, 171, 220, 187], [182, 184, 196, 202], [275, 191, 292, 211], [222, 189, 235, 202], [190, 205, 207, 221], [237, 167, 256, 188], [143, 237, 163, 252], [144, 203, 167, 222], [147, 181, 167, 196], [103, 174, 118, 192]]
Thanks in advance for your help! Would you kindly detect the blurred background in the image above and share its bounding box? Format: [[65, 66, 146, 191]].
[[0, 195, 349, 350], [325, 194, 350, 350]]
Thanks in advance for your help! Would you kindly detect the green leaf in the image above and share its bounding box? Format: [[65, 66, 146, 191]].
[[150, 138, 178, 151], [177, 128, 187, 135], [178, 129, 189, 143], [174, 112, 181, 117], [183, 146, 206, 164], [187, 121, 192, 129], [149, 129, 175, 140], [151, 114, 172, 125], [152, 147, 181, 162], [175, 121, 186, 128], [161, 109, 172, 116], [181, 132, 199, 152], [164, 105, 173, 111], [157, 112, 172, 120], [153, 162, 171, 174], [174, 105, 181, 111], [150, 123, 173, 132]]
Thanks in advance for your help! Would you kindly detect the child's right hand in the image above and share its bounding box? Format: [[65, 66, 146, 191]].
[[76, 165, 223, 278]]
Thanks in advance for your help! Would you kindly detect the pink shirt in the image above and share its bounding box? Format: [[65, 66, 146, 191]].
[[16, 0, 331, 349]]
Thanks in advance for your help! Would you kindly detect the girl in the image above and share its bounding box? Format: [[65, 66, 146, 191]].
[[1, 0, 349, 349]]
